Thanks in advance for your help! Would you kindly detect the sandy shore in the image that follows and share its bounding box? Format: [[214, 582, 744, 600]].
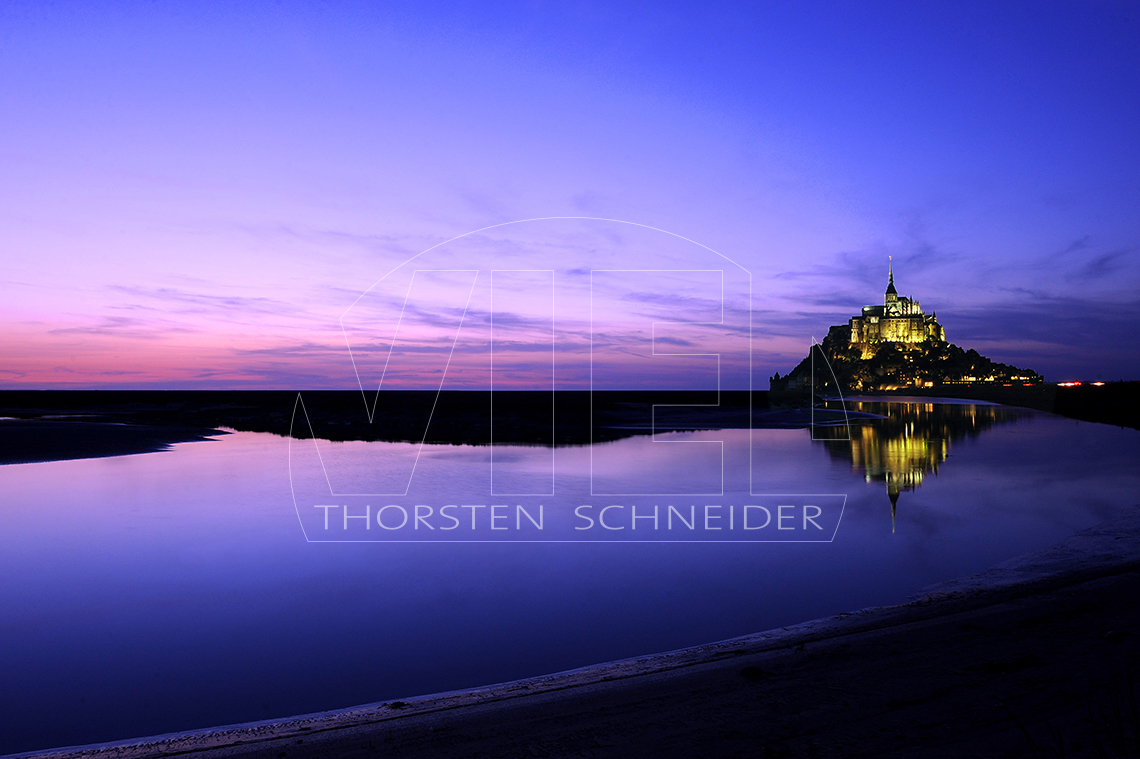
[[10, 506, 1140, 759]]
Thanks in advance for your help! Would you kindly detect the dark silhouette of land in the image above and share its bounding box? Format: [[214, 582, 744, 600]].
[[0, 419, 224, 466], [1, 384, 1136, 466], [0, 390, 789, 465], [778, 381, 1140, 430]]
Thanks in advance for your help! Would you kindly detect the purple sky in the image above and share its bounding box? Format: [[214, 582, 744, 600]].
[[1, 1, 1138, 388]]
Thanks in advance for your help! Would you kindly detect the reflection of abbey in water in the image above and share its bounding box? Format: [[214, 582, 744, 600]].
[[816, 401, 1023, 531]]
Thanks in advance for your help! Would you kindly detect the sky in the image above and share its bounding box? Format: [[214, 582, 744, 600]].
[[1, 0, 1138, 388]]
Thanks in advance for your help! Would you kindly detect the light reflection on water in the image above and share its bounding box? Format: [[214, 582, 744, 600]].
[[817, 398, 1033, 531], [1, 403, 1138, 753]]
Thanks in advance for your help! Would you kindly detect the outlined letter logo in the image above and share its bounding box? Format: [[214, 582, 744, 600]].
[[288, 218, 847, 542]]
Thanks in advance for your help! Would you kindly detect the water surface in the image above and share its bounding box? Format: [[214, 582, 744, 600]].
[[1, 401, 1138, 754]]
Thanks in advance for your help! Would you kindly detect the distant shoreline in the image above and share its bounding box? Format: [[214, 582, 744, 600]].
[[777, 380, 1140, 430], [1, 385, 1136, 465], [0, 390, 801, 462]]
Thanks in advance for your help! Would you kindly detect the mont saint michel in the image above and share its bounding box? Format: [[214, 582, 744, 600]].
[[847, 259, 945, 354], [772, 262, 1041, 393]]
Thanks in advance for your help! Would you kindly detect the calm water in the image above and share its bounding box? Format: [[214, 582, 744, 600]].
[[2, 401, 1139, 754]]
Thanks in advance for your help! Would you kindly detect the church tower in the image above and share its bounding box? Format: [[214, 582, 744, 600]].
[[884, 256, 899, 314], [845, 257, 945, 351]]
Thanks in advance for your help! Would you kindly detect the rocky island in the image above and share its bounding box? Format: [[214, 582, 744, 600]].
[[771, 261, 1042, 395]]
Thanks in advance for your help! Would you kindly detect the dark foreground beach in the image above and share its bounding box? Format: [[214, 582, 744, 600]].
[[11, 507, 1140, 759]]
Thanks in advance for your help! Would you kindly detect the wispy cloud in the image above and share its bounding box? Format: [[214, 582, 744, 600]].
[[1078, 248, 1135, 280], [108, 285, 304, 318], [48, 316, 197, 340]]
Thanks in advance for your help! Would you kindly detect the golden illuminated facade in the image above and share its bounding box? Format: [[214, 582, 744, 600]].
[[848, 260, 944, 358]]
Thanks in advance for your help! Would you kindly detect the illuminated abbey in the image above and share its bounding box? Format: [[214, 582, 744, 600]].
[[771, 258, 1040, 394], [847, 259, 944, 357]]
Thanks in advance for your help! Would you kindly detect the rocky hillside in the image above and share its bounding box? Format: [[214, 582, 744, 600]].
[[771, 325, 1042, 393]]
